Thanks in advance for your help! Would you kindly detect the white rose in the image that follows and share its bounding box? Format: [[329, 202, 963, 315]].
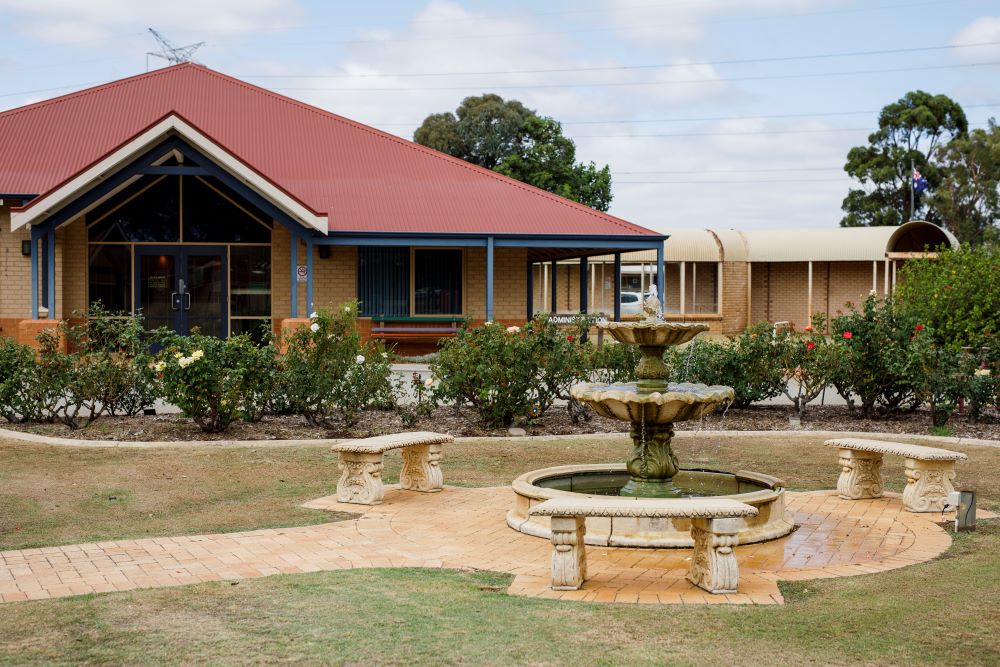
[[174, 352, 183, 359], [975, 368, 991, 376], [191, 349, 204, 360], [309, 311, 319, 319], [154, 361, 166, 372], [424, 377, 434, 388], [310, 323, 320, 332], [506, 326, 520, 333], [178, 357, 193, 368], [356, 354, 366, 364]]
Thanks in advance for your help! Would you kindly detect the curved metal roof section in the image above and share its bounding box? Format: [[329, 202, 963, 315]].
[[0, 64, 657, 238], [741, 221, 957, 262]]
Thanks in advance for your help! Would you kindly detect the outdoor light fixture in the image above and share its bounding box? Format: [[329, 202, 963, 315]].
[[318, 246, 331, 259], [21, 240, 31, 256], [945, 490, 976, 532]]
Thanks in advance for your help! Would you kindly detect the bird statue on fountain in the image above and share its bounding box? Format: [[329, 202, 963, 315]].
[[642, 284, 663, 322]]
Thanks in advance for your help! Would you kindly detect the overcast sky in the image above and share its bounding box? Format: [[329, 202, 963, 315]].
[[1, 0, 998, 233]]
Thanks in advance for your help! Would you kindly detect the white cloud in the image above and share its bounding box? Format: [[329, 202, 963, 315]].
[[599, 0, 834, 48], [951, 16, 1000, 61], [0, 0, 301, 45]]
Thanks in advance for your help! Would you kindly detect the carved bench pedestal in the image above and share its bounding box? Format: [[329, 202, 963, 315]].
[[687, 517, 742, 594], [903, 458, 957, 512], [549, 516, 587, 590], [336, 452, 386, 505], [836, 449, 884, 500], [400, 443, 444, 493]]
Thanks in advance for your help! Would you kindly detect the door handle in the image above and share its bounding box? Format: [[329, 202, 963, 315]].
[[170, 292, 182, 311], [183, 292, 192, 311]]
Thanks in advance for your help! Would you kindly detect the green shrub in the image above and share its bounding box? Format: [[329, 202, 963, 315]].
[[895, 245, 1000, 348], [584, 339, 640, 384], [908, 327, 969, 427], [431, 314, 593, 428], [0, 337, 50, 423], [669, 322, 790, 408], [278, 303, 395, 428], [967, 368, 998, 422], [779, 318, 844, 419], [831, 295, 920, 418], [157, 333, 270, 433]]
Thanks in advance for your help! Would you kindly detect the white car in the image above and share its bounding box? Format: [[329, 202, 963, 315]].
[[620, 291, 643, 316]]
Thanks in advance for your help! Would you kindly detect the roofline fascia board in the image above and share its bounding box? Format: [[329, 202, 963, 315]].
[[10, 114, 328, 233], [312, 233, 666, 247]]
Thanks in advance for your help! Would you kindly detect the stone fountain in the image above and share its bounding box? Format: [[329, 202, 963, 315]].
[[507, 288, 795, 547]]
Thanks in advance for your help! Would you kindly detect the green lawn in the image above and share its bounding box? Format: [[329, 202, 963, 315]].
[[1, 433, 998, 665]]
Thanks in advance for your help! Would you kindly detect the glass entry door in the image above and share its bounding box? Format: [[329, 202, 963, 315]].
[[135, 246, 227, 337]]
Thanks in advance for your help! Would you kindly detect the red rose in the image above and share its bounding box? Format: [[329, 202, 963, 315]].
[[567, 335, 573, 342], [843, 331, 853, 339], [806, 341, 816, 350], [915, 324, 924, 331], [804, 326, 813, 332]]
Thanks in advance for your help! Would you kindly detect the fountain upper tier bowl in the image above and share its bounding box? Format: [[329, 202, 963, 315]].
[[571, 382, 734, 423], [602, 321, 708, 347]]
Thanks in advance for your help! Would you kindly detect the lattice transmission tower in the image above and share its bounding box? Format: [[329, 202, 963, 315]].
[[146, 28, 205, 69]]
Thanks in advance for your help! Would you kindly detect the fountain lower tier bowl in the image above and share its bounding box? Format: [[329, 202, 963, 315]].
[[570, 382, 735, 423], [507, 464, 795, 548]]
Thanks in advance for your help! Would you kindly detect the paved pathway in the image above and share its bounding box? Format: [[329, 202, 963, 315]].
[[0, 486, 967, 606]]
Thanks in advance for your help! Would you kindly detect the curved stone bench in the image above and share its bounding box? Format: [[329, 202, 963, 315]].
[[529, 497, 758, 595], [330, 431, 453, 505], [825, 438, 968, 512]]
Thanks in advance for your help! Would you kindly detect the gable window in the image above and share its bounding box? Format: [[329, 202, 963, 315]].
[[357, 247, 463, 317]]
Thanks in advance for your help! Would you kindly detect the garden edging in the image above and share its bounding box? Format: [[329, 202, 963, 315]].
[[0, 426, 996, 450]]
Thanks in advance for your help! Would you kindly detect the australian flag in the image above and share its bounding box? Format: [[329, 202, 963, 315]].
[[912, 169, 929, 194]]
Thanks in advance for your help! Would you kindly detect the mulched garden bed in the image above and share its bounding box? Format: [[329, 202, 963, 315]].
[[2, 404, 997, 442]]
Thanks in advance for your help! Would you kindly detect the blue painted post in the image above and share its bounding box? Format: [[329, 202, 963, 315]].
[[486, 236, 495, 322], [613, 253, 622, 322], [550, 260, 557, 314], [526, 261, 534, 322], [290, 235, 298, 318], [579, 256, 588, 314], [306, 238, 314, 314], [30, 229, 39, 319], [656, 243, 665, 311], [46, 228, 56, 319]]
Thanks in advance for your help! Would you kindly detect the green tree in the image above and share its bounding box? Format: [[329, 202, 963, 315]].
[[894, 244, 1000, 347], [494, 116, 613, 211], [413, 94, 533, 170], [930, 119, 1000, 245], [414, 94, 613, 211], [841, 91, 968, 228]]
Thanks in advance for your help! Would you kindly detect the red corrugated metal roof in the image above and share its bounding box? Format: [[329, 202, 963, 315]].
[[0, 64, 657, 237]]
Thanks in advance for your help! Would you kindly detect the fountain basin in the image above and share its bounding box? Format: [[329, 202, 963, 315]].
[[571, 382, 735, 423], [507, 464, 795, 547]]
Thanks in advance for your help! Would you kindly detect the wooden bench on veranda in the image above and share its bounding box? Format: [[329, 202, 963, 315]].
[[370, 316, 463, 341], [529, 497, 759, 595], [825, 438, 968, 512], [329, 431, 454, 505]]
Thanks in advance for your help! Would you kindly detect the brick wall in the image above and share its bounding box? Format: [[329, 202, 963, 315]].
[[720, 262, 748, 334], [0, 207, 32, 335]]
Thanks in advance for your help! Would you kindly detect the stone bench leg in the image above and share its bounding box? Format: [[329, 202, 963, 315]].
[[903, 458, 957, 512], [336, 451, 385, 505], [687, 517, 741, 594], [400, 443, 444, 493], [836, 449, 884, 500], [549, 515, 587, 591]]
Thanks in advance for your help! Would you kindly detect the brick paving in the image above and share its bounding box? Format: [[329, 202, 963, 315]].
[[0, 487, 970, 606]]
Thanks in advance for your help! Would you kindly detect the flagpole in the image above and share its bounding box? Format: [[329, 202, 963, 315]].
[[909, 159, 915, 221]]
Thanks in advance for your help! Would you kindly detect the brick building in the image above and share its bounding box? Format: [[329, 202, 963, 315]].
[[0, 64, 664, 348], [536, 222, 957, 335]]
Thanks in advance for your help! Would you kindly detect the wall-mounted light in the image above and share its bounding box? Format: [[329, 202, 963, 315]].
[[21, 240, 32, 256], [318, 246, 331, 260]]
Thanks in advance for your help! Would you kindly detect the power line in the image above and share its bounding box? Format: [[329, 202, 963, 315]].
[[615, 178, 847, 185], [574, 120, 990, 140], [268, 60, 1000, 93], [240, 41, 1000, 80], [616, 167, 843, 175], [373, 102, 1000, 127]]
